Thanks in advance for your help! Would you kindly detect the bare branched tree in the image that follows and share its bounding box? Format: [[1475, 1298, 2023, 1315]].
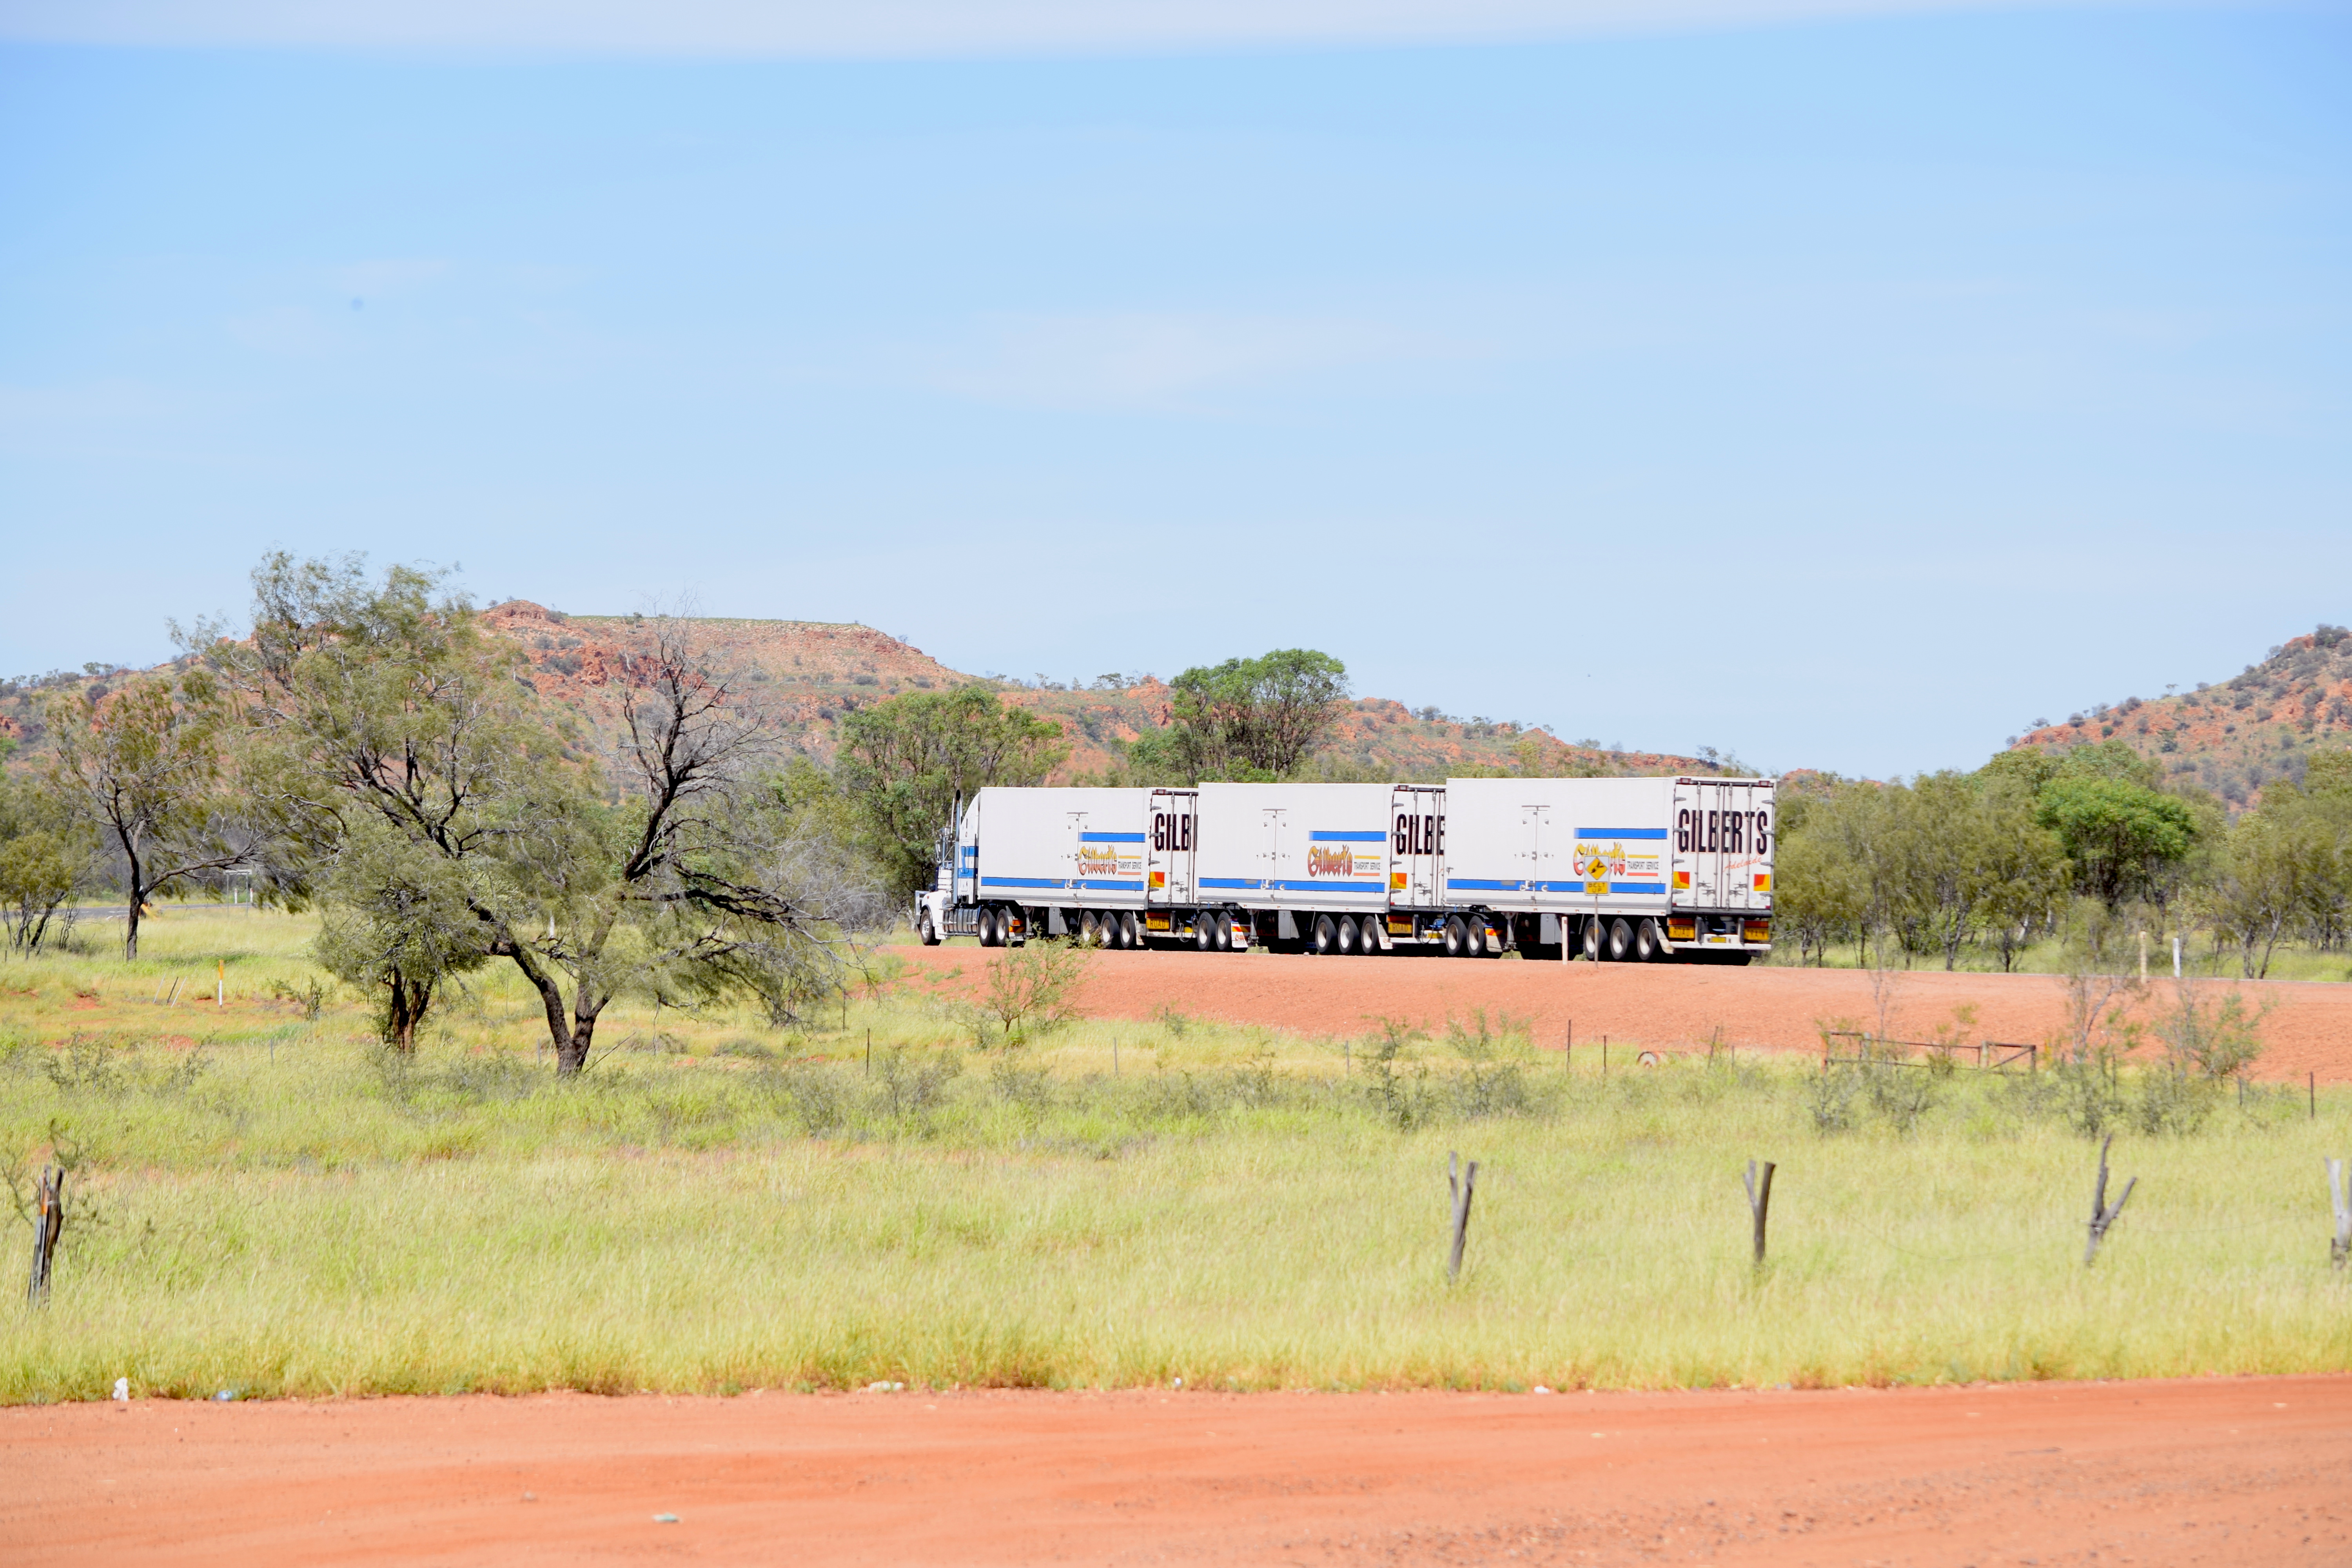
[[206, 557, 884, 1070]]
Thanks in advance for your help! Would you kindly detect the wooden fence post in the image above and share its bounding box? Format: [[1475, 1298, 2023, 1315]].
[[2084, 1134, 2136, 1267], [1446, 1152, 1479, 1283], [1744, 1159, 1775, 1267], [26, 1166, 62, 1305], [2327, 1158, 2351, 1271]]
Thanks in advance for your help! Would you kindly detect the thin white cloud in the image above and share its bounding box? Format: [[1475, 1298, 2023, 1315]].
[[332, 258, 450, 300], [910, 310, 1464, 407], [0, 0, 2206, 56]]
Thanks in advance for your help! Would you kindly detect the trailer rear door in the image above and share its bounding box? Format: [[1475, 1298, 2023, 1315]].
[[1148, 790, 1197, 906], [1672, 779, 1773, 912], [1389, 787, 1443, 908]]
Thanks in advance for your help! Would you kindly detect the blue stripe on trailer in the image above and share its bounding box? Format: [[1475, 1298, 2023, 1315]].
[[1576, 827, 1669, 839], [1271, 879, 1385, 892], [1307, 830, 1387, 842], [1449, 878, 1670, 895], [1079, 832, 1147, 842], [1200, 878, 1262, 889], [981, 877, 1066, 889], [1074, 879, 1145, 891]]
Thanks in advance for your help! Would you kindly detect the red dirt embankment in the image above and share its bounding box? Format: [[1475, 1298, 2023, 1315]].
[[7, 1378, 2347, 1566], [891, 945, 2352, 1083]]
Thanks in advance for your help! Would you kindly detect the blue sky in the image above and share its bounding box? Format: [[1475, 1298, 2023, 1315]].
[[2, 4, 2347, 777]]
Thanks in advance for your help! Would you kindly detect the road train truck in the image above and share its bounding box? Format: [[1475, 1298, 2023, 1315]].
[[914, 774, 1773, 962]]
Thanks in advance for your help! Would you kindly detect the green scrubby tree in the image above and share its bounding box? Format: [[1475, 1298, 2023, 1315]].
[[44, 670, 258, 960], [1131, 648, 1350, 784], [0, 765, 93, 954], [837, 686, 1069, 902]]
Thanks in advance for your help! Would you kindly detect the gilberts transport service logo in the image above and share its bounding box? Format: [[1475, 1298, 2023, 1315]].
[[1077, 844, 1143, 878], [1573, 840, 1663, 894], [1307, 844, 1377, 878]]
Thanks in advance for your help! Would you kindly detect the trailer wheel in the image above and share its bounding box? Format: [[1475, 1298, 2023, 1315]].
[[1464, 917, 1489, 958], [1336, 916, 1360, 955], [1607, 918, 1634, 962], [1636, 918, 1661, 962], [1581, 916, 1603, 962], [1361, 919, 1385, 956], [1193, 917, 1214, 951], [1310, 914, 1339, 955], [1119, 911, 1141, 949], [1440, 916, 1467, 958], [1215, 912, 1237, 951]]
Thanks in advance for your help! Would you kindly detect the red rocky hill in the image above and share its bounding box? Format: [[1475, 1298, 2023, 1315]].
[[2010, 624, 2352, 806], [478, 601, 1713, 782]]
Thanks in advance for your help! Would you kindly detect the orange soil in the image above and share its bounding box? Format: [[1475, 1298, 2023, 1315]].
[[9, 1378, 2347, 1566], [890, 945, 2352, 1083]]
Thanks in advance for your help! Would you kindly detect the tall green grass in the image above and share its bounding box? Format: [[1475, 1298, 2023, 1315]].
[[4, 952, 2348, 1402], [1770, 930, 2352, 983]]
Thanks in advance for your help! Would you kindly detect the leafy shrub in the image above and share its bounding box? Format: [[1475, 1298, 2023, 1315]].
[[1445, 1010, 1534, 1119], [980, 939, 1090, 1047], [1362, 1017, 1434, 1131], [1806, 1063, 1863, 1134], [2152, 984, 2269, 1081]]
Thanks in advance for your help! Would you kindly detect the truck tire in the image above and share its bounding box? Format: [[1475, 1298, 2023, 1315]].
[[1360, 918, 1385, 956], [1120, 911, 1141, 949], [1336, 916, 1359, 955], [1193, 916, 1214, 951], [1581, 916, 1603, 961], [1607, 917, 1634, 962], [1464, 917, 1488, 958], [920, 911, 940, 947], [1216, 913, 1237, 951], [1441, 916, 1468, 958], [1311, 914, 1338, 955], [1636, 917, 1661, 962]]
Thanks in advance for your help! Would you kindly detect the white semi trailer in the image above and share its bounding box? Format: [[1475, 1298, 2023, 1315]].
[[914, 774, 1773, 963]]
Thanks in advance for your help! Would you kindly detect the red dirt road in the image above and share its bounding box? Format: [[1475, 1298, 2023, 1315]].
[[893, 945, 2352, 1083], [8, 1379, 2347, 1566]]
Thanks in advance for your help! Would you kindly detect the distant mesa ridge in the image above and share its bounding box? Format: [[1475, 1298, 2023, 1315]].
[[470, 600, 1705, 782], [2009, 624, 2352, 808]]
